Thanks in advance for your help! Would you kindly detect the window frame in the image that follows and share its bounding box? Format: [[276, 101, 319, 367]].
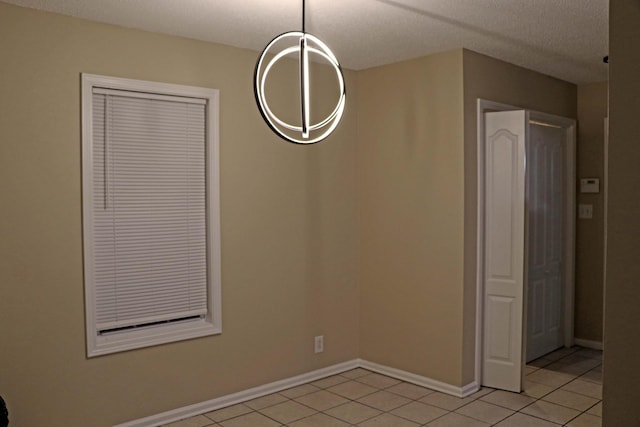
[[81, 73, 221, 357]]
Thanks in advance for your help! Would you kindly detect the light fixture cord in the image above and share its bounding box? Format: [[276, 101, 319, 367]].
[[302, 0, 306, 33]]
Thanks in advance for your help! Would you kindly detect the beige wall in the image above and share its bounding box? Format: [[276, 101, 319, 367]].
[[603, 0, 640, 424], [0, 3, 359, 426], [356, 48, 582, 389], [462, 50, 578, 382], [576, 82, 607, 342], [357, 48, 582, 389], [357, 50, 467, 386]]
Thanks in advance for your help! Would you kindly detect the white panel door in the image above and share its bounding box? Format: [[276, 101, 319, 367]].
[[482, 110, 528, 392], [526, 124, 565, 361]]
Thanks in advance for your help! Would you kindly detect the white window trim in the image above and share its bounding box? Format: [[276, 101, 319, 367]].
[[81, 73, 221, 357]]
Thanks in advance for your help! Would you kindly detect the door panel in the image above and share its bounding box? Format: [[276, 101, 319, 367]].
[[482, 110, 527, 392], [526, 124, 565, 362]]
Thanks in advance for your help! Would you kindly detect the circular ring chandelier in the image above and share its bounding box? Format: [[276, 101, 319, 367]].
[[254, 1, 346, 145]]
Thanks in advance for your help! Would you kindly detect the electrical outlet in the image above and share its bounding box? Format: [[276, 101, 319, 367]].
[[314, 335, 324, 353]]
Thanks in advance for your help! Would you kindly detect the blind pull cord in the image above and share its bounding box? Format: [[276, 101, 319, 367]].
[[104, 96, 110, 210]]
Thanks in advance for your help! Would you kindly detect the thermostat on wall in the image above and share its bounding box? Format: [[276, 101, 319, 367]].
[[580, 178, 600, 193]]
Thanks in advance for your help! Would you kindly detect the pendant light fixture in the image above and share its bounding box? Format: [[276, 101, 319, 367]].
[[254, 0, 346, 144]]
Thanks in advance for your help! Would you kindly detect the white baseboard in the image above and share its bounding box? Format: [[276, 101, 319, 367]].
[[113, 360, 359, 427], [114, 358, 476, 426], [574, 338, 603, 350], [359, 359, 479, 398]]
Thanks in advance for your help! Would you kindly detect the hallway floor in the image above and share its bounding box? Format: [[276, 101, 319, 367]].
[[164, 346, 602, 427]]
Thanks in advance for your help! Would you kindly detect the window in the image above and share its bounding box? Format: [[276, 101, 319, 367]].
[[82, 74, 221, 357]]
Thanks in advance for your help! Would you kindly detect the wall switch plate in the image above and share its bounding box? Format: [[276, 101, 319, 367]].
[[314, 336, 324, 353], [578, 204, 593, 219]]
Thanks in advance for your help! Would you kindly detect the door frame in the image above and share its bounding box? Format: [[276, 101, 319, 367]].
[[475, 99, 576, 387]]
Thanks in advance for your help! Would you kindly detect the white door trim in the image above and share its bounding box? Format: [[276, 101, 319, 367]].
[[475, 99, 576, 387], [603, 117, 609, 325]]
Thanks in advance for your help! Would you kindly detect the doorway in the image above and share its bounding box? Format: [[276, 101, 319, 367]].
[[475, 99, 576, 392]]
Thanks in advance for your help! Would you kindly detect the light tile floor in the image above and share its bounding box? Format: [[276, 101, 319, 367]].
[[163, 347, 602, 427]]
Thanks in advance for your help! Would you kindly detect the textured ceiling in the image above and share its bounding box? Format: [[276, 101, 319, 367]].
[[3, 0, 609, 83]]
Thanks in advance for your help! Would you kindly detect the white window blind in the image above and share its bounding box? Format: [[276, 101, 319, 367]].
[[91, 89, 208, 333]]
